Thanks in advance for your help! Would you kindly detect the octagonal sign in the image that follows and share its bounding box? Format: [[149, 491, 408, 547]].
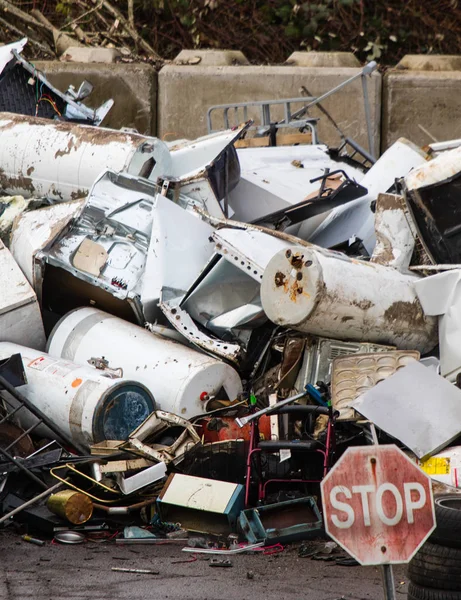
[[321, 445, 436, 566]]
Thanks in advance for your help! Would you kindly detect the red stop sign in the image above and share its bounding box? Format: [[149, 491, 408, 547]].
[[321, 445, 436, 565]]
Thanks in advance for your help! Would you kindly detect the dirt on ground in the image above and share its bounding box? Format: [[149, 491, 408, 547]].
[[0, 529, 408, 600]]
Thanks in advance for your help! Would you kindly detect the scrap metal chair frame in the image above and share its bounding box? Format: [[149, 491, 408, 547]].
[[244, 404, 338, 507]]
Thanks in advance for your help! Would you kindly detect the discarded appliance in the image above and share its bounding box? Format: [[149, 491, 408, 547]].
[[260, 245, 437, 352], [0, 195, 34, 245], [142, 192, 215, 323], [0, 112, 248, 210], [293, 337, 395, 394], [121, 410, 201, 465], [331, 350, 420, 421], [0, 39, 113, 125], [239, 496, 322, 545], [0, 113, 169, 201], [163, 124, 252, 219], [0, 343, 155, 448], [114, 462, 167, 495], [415, 270, 461, 382], [0, 238, 45, 350], [370, 193, 417, 271], [228, 145, 366, 226], [47, 307, 242, 418], [353, 361, 461, 459], [157, 473, 245, 536], [10, 199, 84, 289], [31, 171, 159, 323], [308, 138, 427, 253], [159, 224, 294, 363], [404, 144, 461, 264]]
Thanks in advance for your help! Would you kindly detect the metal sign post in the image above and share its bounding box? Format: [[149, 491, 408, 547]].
[[369, 424, 395, 600]]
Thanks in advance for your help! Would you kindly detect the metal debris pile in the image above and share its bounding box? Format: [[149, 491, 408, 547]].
[[1, 37, 461, 555]]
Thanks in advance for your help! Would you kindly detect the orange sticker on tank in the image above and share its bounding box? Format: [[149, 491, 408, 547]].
[[71, 378, 83, 388]]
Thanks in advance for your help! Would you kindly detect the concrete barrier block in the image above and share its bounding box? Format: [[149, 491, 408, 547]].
[[34, 61, 157, 135], [173, 49, 249, 66], [60, 47, 121, 64], [285, 51, 360, 68], [158, 64, 381, 155], [383, 56, 461, 150]]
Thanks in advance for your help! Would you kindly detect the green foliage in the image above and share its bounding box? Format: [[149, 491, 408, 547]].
[[21, 0, 461, 65]]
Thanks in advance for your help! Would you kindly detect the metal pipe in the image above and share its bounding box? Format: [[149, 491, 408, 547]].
[[293, 62, 378, 117], [0, 481, 64, 525], [369, 423, 397, 600], [381, 565, 397, 600], [236, 390, 307, 428], [361, 73, 376, 160], [0, 445, 47, 489]]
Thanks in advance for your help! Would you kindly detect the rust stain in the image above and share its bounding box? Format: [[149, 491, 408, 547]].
[[351, 299, 374, 310], [376, 192, 405, 212], [26, 166, 35, 176], [290, 253, 304, 269], [383, 300, 427, 327], [70, 189, 88, 200], [55, 136, 77, 159], [274, 271, 286, 287], [0, 168, 35, 194]]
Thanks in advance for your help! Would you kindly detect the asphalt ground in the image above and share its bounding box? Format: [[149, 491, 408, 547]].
[[0, 529, 408, 600]]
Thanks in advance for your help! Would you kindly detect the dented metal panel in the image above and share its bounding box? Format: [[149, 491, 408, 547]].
[[142, 193, 215, 322], [10, 199, 85, 288], [260, 245, 438, 352], [0, 239, 46, 350], [44, 171, 157, 310], [370, 193, 416, 271]]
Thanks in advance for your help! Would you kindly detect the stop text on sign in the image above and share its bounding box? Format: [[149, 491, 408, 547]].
[[329, 482, 426, 529]]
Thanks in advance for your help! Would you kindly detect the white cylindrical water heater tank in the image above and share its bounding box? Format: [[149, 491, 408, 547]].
[[47, 308, 243, 418], [0, 113, 171, 201], [260, 246, 438, 353], [0, 342, 155, 448]]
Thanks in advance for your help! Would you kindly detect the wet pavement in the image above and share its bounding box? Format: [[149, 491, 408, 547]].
[[0, 530, 408, 600]]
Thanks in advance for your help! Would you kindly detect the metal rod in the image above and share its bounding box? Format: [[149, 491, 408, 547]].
[[369, 422, 396, 600], [292, 61, 378, 118], [0, 481, 64, 525], [361, 73, 376, 160], [381, 564, 397, 600], [236, 390, 307, 428], [0, 374, 85, 455], [0, 445, 47, 489]]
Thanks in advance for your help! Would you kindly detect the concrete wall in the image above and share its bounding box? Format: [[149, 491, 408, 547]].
[[383, 56, 461, 151], [32, 51, 461, 155], [35, 61, 157, 136], [157, 53, 381, 156]]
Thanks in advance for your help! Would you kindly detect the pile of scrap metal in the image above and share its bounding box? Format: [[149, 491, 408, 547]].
[[0, 39, 113, 125], [2, 50, 461, 551]]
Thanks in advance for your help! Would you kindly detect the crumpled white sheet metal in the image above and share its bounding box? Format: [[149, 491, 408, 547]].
[[415, 270, 461, 382], [353, 361, 461, 460], [308, 138, 427, 253]]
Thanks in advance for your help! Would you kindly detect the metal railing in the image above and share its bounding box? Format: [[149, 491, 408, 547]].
[[207, 61, 378, 160]]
